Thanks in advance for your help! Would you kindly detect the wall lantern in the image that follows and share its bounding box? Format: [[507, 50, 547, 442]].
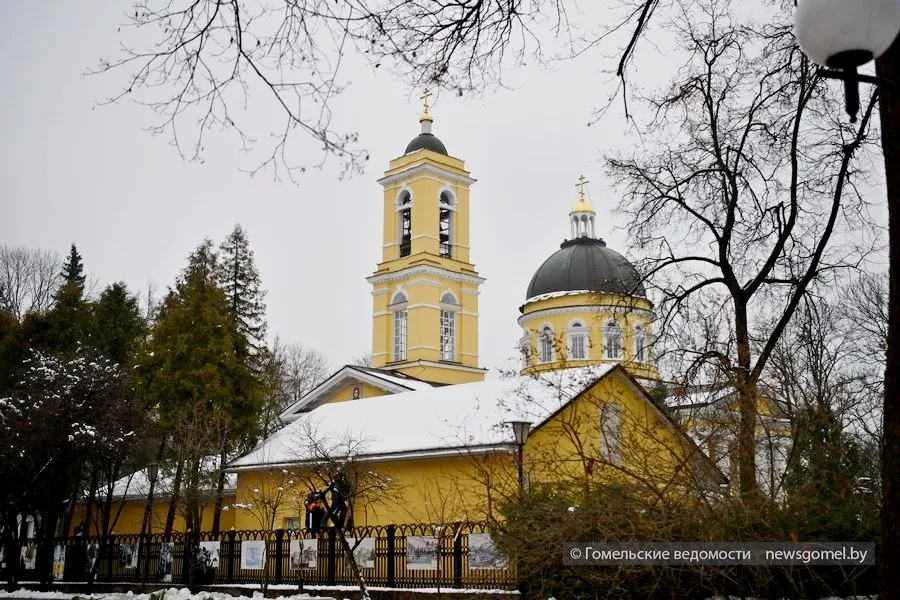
[[795, 0, 900, 120]]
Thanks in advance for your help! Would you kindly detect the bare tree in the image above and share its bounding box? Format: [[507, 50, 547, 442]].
[[0, 245, 60, 319], [350, 352, 372, 368], [286, 418, 400, 600], [605, 0, 879, 499], [91, 0, 374, 180]]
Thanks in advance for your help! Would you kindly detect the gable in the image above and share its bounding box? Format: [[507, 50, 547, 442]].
[[528, 366, 725, 488], [279, 365, 439, 421]]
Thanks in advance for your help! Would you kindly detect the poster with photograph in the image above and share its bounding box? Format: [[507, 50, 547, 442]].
[[198, 541, 220, 571], [87, 543, 99, 572], [52, 545, 66, 580], [405, 536, 438, 570], [347, 538, 376, 569], [119, 543, 139, 569], [21, 542, 37, 570], [289, 539, 316, 570], [467, 534, 507, 569], [240, 540, 266, 570], [158, 542, 174, 582]]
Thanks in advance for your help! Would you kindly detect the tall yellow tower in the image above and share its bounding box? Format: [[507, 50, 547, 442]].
[[367, 98, 486, 384]]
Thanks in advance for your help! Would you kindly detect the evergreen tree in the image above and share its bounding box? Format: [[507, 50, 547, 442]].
[[218, 224, 267, 360], [89, 282, 147, 366], [137, 242, 262, 539], [60, 243, 86, 290], [185, 238, 218, 284]]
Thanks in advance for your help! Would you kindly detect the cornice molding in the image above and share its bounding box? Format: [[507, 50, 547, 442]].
[[378, 163, 476, 187], [368, 265, 485, 286], [517, 304, 655, 326]]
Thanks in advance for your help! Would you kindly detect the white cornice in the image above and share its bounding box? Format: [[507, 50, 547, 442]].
[[378, 163, 476, 187], [228, 443, 512, 472], [382, 359, 488, 374], [367, 265, 485, 286], [518, 304, 656, 326]]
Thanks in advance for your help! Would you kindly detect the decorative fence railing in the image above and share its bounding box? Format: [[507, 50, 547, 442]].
[[12, 522, 515, 590]]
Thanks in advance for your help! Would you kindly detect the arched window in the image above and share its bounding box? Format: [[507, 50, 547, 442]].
[[439, 191, 454, 258], [391, 292, 408, 361], [440, 291, 458, 361], [634, 323, 646, 362], [539, 326, 555, 363], [519, 331, 532, 368], [567, 320, 588, 361], [603, 320, 623, 360], [397, 191, 412, 258]]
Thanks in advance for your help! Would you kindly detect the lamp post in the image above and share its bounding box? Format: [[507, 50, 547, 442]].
[[506, 421, 532, 494], [140, 462, 160, 536], [794, 2, 900, 596]]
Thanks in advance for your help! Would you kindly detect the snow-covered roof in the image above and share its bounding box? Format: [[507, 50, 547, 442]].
[[101, 463, 237, 501], [232, 365, 616, 470], [279, 364, 441, 421]]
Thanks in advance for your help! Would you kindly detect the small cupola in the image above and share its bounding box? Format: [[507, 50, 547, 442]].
[[404, 91, 448, 155], [569, 174, 597, 238]]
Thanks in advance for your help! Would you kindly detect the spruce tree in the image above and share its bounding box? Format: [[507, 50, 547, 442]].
[[89, 282, 146, 366], [138, 240, 262, 538], [60, 243, 86, 290], [218, 224, 267, 360]]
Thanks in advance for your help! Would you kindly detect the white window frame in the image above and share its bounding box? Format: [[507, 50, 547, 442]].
[[566, 320, 588, 361], [538, 325, 555, 363], [440, 291, 458, 362], [391, 292, 408, 362], [600, 402, 622, 465], [519, 331, 533, 368], [603, 320, 623, 360], [634, 323, 646, 362]]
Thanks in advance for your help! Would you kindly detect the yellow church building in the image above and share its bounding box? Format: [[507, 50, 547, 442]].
[[223, 106, 723, 530], [87, 103, 728, 537]]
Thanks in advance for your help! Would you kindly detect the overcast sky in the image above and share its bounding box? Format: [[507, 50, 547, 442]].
[[0, 2, 886, 374]]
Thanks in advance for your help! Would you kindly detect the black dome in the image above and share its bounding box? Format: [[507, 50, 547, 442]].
[[405, 132, 448, 155], [525, 237, 646, 301]]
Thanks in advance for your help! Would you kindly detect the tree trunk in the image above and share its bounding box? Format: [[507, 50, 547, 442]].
[[2, 509, 21, 592], [211, 445, 228, 535], [876, 39, 900, 600], [164, 461, 183, 539], [733, 300, 759, 500]]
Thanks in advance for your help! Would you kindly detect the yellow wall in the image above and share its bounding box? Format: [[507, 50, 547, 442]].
[[519, 292, 659, 380], [230, 371, 715, 531], [71, 497, 236, 535], [328, 382, 388, 403]]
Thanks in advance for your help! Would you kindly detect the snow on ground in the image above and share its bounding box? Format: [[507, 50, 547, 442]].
[[0, 588, 332, 600]]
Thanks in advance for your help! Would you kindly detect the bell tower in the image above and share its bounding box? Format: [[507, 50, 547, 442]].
[[367, 97, 486, 384]]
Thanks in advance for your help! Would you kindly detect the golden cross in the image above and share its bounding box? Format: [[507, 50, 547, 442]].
[[576, 174, 589, 199], [420, 89, 432, 113]]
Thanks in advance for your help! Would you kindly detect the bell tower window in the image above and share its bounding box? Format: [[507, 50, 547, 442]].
[[439, 191, 454, 258], [391, 292, 408, 361], [439, 291, 458, 361], [398, 191, 412, 258]]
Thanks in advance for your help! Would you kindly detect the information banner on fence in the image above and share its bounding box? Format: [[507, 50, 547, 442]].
[[562, 542, 875, 566]]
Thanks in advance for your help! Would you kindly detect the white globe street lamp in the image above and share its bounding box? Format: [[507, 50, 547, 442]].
[[795, 0, 900, 120]]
